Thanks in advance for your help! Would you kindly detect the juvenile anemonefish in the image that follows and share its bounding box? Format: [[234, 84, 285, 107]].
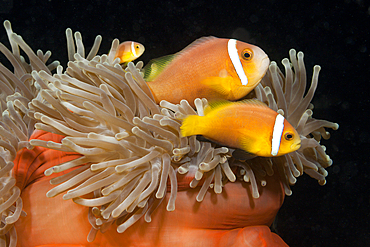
[[114, 41, 145, 63], [143, 37, 269, 106], [180, 100, 301, 157]]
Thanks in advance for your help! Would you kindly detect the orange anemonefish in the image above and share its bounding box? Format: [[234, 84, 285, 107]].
[[114, 41, 145, 63], [180, 100, 301, 157], [143, 37, 270, 106]]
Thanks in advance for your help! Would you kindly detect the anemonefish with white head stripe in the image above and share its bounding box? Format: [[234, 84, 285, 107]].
[[144, 37, 269, 106], [114, 41, 145, 63], [180, 100, 301, 157]]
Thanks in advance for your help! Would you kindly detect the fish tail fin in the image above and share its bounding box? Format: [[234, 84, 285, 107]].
[[180, 115, 203, 137]]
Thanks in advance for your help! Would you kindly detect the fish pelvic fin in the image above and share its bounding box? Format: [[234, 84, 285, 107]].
[[232, 148, 256, 161], [180, 115, 203, 137]]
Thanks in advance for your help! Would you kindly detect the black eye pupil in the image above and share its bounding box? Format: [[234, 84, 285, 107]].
[[244, 52, 251, 58], [286, 134, 293, 139]]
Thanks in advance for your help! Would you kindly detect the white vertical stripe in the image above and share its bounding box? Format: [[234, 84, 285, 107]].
[[131, 42, 138, 57], [227, 39, 249, 86], [271, 114, 285, 156]]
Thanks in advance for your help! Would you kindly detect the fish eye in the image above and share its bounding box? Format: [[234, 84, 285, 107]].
[[241, 49, 253, 61], [284, 132, 294, 141]]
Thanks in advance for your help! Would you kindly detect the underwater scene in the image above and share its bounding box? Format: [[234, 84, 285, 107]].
[[0, 1, 368, 246]]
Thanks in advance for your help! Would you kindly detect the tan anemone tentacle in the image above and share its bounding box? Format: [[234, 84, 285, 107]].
[[0, 20, 64, 245]]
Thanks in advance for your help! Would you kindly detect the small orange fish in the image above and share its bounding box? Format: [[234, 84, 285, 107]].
[[114, 41, 145, 63], [181, 100, 301, 157], [144, 37, 269, 106]]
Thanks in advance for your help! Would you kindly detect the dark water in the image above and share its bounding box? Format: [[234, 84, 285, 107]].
[[0, 0, 369, 246]]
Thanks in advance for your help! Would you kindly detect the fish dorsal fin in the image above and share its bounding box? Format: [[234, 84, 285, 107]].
[[204, 99, 270, 115], [238, 99, 269, 108], [143, 54, 176, 81], [176, 36, 218, 57], [208, 99, 233, 109], [204, 99, 269, 115], [143, 37, 217, 82], [204, 100, 233, 115]]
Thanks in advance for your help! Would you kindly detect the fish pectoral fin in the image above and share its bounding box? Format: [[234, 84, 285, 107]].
[[232, 148, 256, 161], [238, 135, 261, 156], [201, 76, 234, 96]]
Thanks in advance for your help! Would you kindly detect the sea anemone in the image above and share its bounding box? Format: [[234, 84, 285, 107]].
[[0, 20, 59, 245], [0, 20, 337, 246]]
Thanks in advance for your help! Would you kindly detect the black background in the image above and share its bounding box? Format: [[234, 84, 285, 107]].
[[1, 0, 369, 246]]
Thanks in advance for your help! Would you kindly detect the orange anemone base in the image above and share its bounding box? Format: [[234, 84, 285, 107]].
[[14, 130, 288, 247]]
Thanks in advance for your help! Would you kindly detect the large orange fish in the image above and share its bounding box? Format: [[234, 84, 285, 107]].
[[144, 37, 270, 106], [181, 100, 301, 157]]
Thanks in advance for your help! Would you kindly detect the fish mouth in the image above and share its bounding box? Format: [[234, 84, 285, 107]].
[[259, 56, 270, 76], [261, 56, 270, 69], [249, 56, 270, 86], [291, 142, 301, 151]]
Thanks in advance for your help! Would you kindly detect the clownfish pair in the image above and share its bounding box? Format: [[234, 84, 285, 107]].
[[115, 37, 300, 157]]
